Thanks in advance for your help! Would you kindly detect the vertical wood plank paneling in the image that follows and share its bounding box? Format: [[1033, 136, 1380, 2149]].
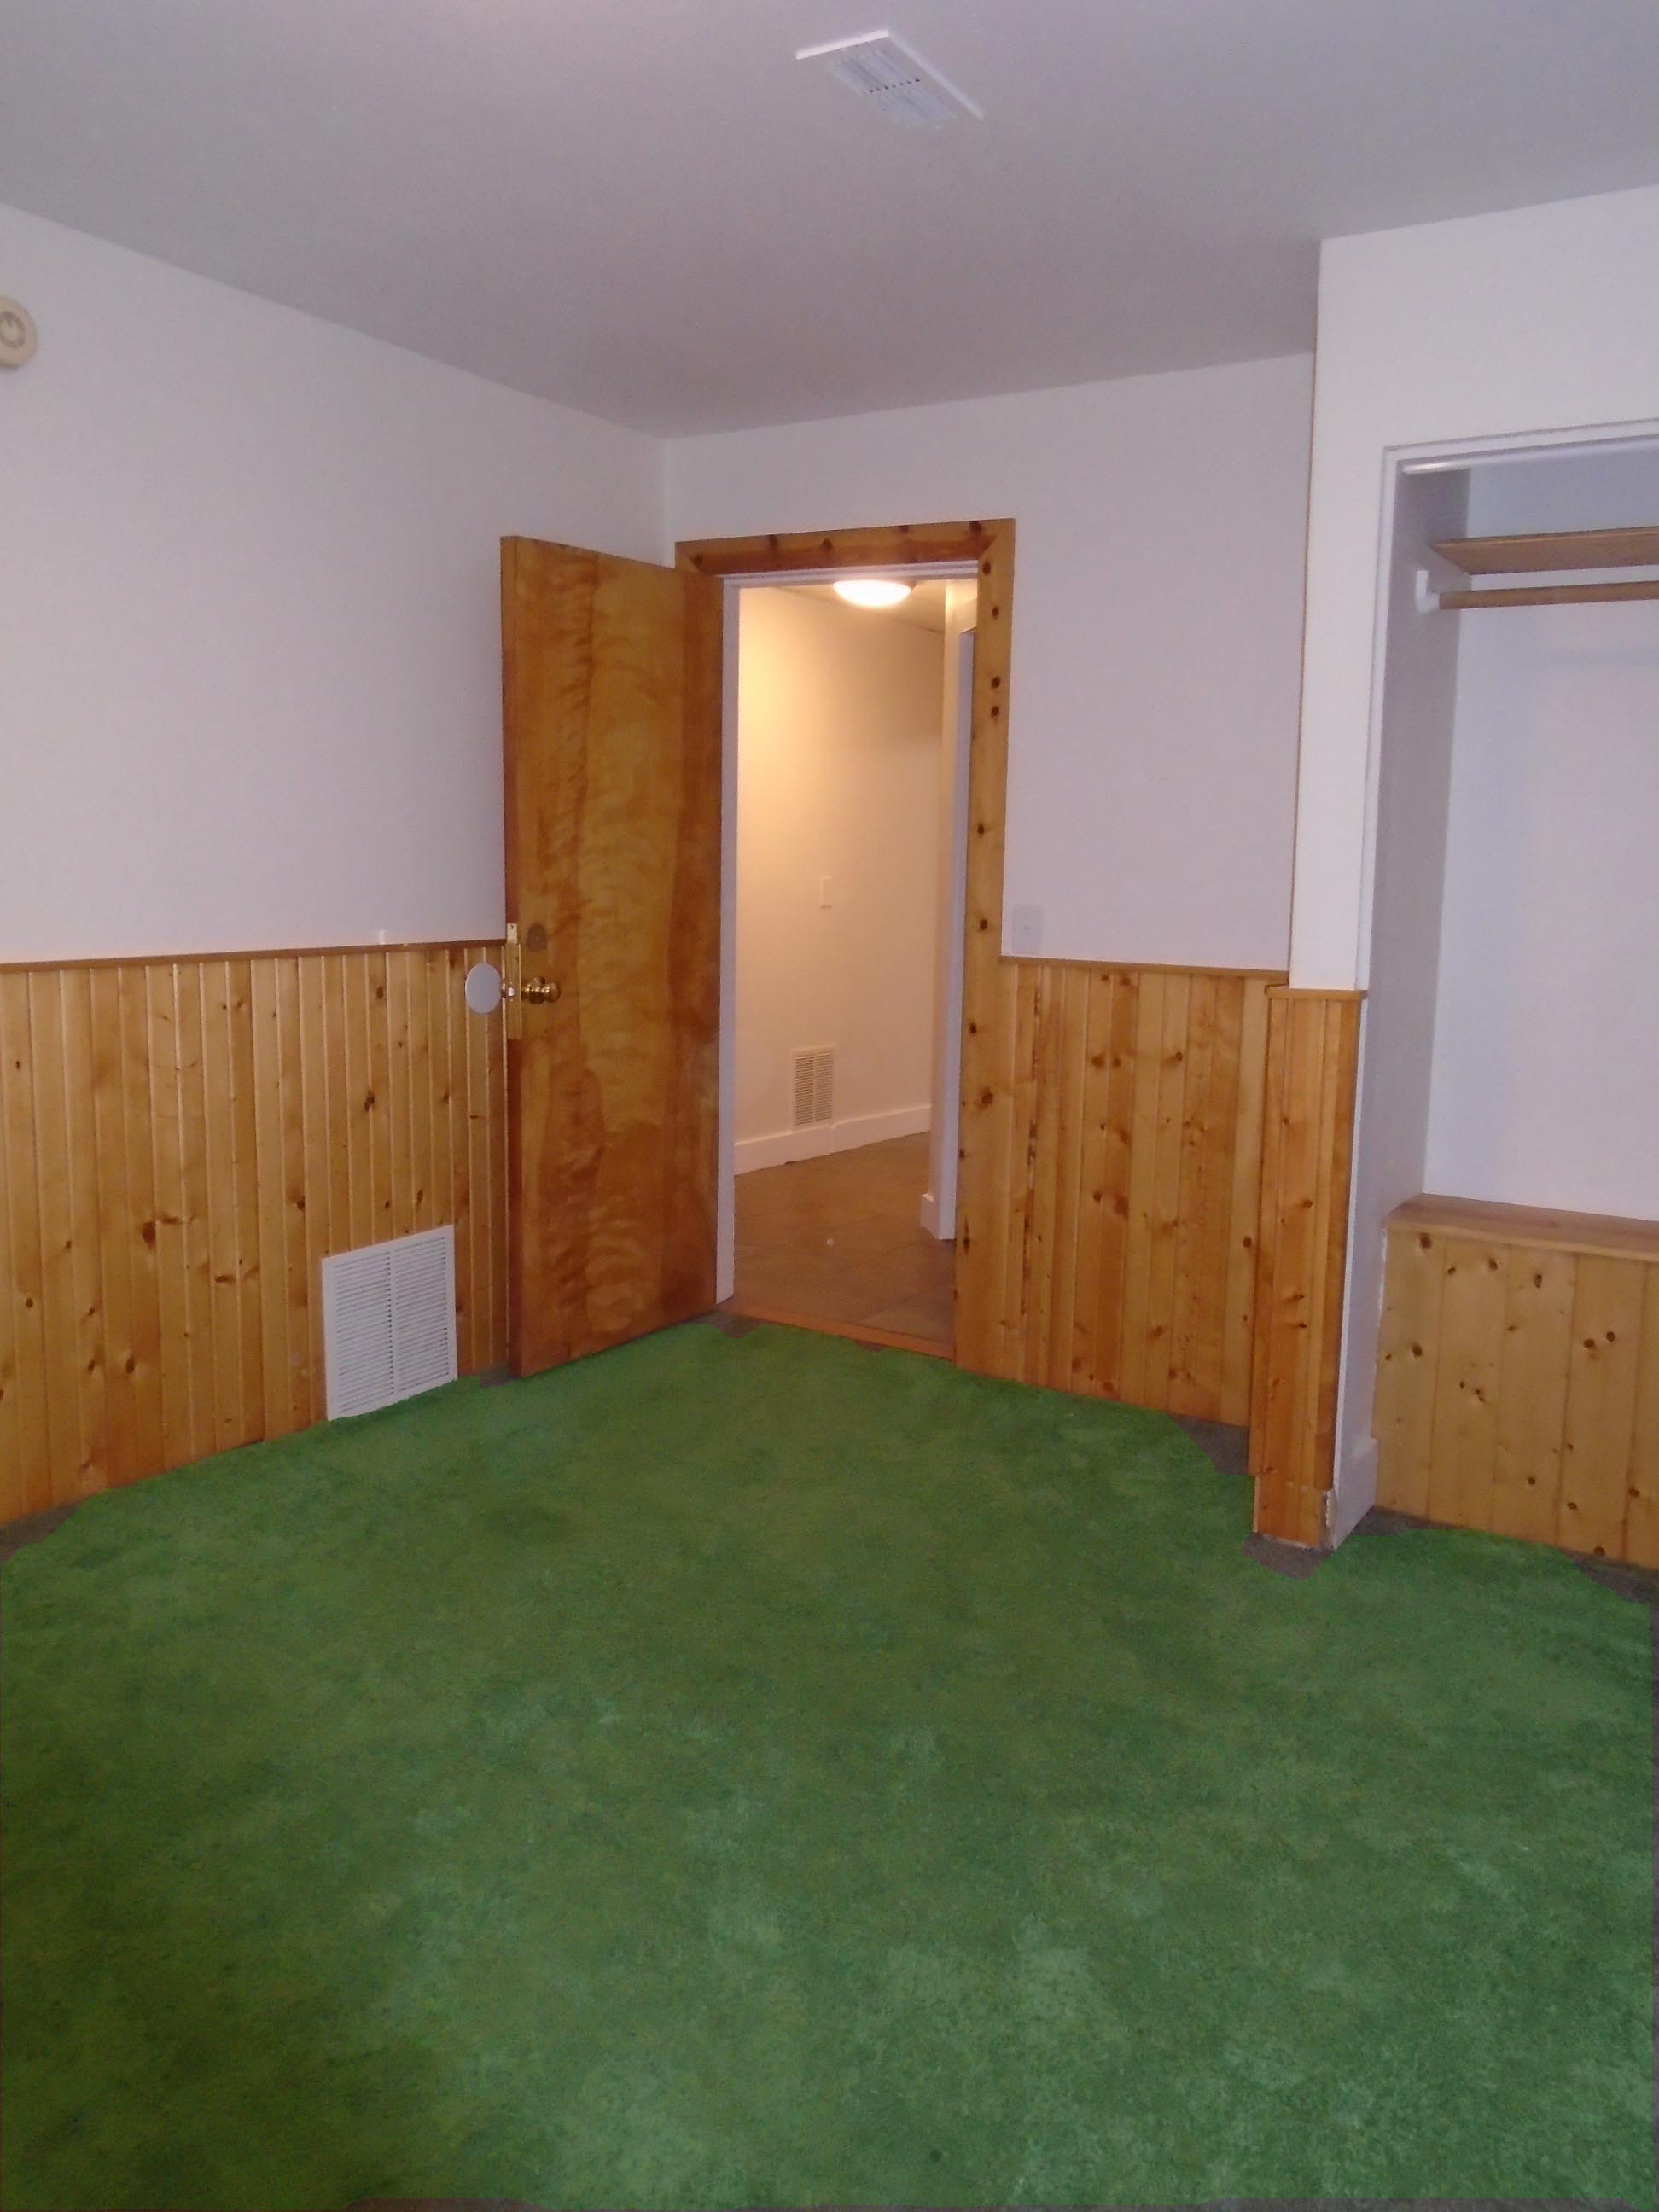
[[405, 950, 434, 1235], [173, 959, 217, 1465], [1115, 972, 1167, 1410], [342, 952, 374, 1258], [1559, 1257, 1644, 1560], [998, 964, 1040, 1377], [951, 958, 1279, 1426], [224, 958, 264, 1448], [1249, 990, 1362, 1546], [201, 961, 249, 1452], [1022, 965, 1065, 1383], [1043, 967, 1089, 1394], [154, 963, 203, 1468], [1376, 1199, 1659, 1568], [1373, 1223, 1446, 1518], [1425, 1236, 1508, 1532], [1221, 979, 1271, 1424], [1142, 973, 1191, 1412], [427, 950, 457, 1266], [1629, 1277, 1659, 1569], [1, 974, 49, 1516], [297, 955, 333, 1428], [276, 958, 311, 1432], [1490, 1244, 1574, 1545], [1090, 970, 1142, 1405], [248, 957, 293, 1443], [1068, 971, 1115, 1394], [0, 945, 506, 1524], [30, 970, 82, 1490], [59, 968, 108, 1496], [119, 965, 166, 1478]]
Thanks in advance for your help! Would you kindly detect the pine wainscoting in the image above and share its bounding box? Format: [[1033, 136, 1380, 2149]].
[[954, 963, 1280, 1428], [0, 946, 507, 1522], [1375, 1195, 1659, 1568], [3, 945, 1363, 1548]]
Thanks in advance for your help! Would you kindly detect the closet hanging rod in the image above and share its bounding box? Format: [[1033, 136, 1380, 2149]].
[[1429, 577, 1659, 611]]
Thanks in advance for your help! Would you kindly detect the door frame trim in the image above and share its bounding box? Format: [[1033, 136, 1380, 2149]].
[[676, 520, 1016, 1362]]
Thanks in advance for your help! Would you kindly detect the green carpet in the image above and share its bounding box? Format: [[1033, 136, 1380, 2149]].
[[2, 1322, 1651, 2210]]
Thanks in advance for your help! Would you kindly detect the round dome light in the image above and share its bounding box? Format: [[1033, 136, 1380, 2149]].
[[833, 578, 913, 609]]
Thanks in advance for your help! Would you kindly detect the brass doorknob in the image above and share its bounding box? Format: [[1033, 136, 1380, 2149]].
[[521, 976, 561, 1005]]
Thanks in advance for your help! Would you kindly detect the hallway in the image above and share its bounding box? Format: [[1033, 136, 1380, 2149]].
[[731, 1132, 953, 1350]]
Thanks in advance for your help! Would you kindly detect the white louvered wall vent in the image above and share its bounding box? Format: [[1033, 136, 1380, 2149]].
[[793, 1046, 835, 1130], [796, 31, 984, 127], [321, 1227, 457, 1421]]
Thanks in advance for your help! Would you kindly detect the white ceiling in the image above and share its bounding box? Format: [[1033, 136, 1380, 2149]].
[[3, 1, 1658, 436]]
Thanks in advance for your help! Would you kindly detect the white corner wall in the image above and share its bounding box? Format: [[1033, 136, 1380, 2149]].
[[670, 353, 1313, 971], [734, 588, 942, 1168], [1332, 465, 1468, 1536], [1424, 449, 1659, 1220], [1291, 183, 1659, 989], [0, 204, 663, 961]]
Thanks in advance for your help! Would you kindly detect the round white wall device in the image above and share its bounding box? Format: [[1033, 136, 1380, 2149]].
[[0, 298, 38, 368]]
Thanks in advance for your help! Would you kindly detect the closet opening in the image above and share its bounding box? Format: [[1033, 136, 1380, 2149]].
[[718, 568, 978, 1355], [1346, 427, 1659, 1560]]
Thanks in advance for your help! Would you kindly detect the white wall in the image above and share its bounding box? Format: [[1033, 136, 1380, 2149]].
[[1333, 466, 1468, 1538], [1425, 449, 1659, 1220], [0, 204, 662, 961], [670, 353, 1313, 972], [1291, 183, 1659, 989], [734, 587, 943, 1167]]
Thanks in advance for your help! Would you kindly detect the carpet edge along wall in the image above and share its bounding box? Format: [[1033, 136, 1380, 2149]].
[[1, 952, 1305, 1525], [0, 946, 509, 1518]]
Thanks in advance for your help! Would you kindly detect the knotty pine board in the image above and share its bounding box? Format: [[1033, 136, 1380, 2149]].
[[1248, 990, 1363, 1545]]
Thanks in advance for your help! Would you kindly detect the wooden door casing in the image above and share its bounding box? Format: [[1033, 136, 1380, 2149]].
[[503, 538, 722, 1374]]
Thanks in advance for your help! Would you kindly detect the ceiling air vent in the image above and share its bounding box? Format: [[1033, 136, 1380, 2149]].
[[321, 1226, 457, 1421], [797, 30, 983, 127]]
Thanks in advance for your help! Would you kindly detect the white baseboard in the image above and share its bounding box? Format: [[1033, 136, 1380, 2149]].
[[918, 1190, 940, 1236], [735, 1104, 930, 1175]]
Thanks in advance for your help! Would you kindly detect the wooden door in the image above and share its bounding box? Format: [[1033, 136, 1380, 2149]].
[[502, 537, 722, 1375]]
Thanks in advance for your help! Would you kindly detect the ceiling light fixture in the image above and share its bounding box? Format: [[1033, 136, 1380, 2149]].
[[834, 578, 913, 609]]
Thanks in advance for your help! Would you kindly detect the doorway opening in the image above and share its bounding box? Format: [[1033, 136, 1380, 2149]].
[[719, 567, 977, 1353]]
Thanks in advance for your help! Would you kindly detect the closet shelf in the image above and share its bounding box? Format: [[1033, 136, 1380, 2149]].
[[1432, 525, 1659, 574]]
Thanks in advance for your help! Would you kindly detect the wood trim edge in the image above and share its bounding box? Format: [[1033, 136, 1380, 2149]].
[[0, 939, 505, 976]]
